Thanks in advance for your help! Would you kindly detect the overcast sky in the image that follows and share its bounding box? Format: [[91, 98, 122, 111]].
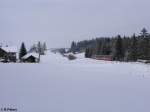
[[0, 0, 150, 48]]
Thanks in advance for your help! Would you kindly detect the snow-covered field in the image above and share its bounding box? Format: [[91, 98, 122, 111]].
[[1, 51, 150, 112]]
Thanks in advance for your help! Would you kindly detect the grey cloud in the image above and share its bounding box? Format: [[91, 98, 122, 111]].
[[0, 0, 150, 48]]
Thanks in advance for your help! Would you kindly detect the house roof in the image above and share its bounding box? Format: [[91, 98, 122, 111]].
[[22, 53, 39, 59], [0, 46, 17, 53]]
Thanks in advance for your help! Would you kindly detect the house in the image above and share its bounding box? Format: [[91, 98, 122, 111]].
[[93, 55, 113, 61], [0, 46, 17, 62], [22, 53, 39, 63]]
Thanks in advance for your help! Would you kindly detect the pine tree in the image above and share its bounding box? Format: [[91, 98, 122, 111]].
[[128, 34, 138, 61], [139, 37, 150, 59], [85, 47, 93, 58], [71, 41, 77, 53], [95, 41, 102, 55], [85, 48, 89, 58], [88, 47, 93, 58], [37, 41, 41, 53], [37, 41, 42, 62], [140, 28, 148, 37], [43, 42, 47, 51], [37, 41, 45, 55], [138, 28, 150, 60], [101, 38, 111, 55], [19, 42, 27, 61], [114, 35, 124, 61]]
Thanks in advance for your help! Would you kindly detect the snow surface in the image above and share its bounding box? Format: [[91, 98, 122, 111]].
[[0, 51, 150, 112]]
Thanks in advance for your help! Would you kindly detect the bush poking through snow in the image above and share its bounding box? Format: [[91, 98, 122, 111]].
[[68, 54, 77, 60]]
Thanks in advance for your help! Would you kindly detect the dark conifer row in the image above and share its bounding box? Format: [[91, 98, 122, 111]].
[[70, 28, 150, 61]]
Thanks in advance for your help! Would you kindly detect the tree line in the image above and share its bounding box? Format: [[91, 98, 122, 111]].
[[70, 28, 150, 61]]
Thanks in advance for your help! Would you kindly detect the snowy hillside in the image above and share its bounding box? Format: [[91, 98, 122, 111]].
[[0, 51, 150, 112]]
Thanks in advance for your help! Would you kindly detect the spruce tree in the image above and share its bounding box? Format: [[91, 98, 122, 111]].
[[140, 28, 148, 37], [88, 47, 93, 58], [128, 34, 138, 61], [114, 35, 124, 61], [37, 41, 44, 55], [138, 29, 150, 59], [85, 48, 89, 58], [19, 42, 27, 61], [43, 42, 47, 51], [139, 37, 150, 59], [71, 41, 77, 53], [85, 47, 93, 58], [96, 41, 102, 55]]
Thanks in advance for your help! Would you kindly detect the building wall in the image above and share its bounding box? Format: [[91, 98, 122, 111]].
[[23, 56, 38, 63], [93, 55, 113, 61], [0, 48, 7, 58], [0, 48, 16, 62]]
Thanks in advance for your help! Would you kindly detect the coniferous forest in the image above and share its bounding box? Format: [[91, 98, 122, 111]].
[[70, 28, 150, 61]]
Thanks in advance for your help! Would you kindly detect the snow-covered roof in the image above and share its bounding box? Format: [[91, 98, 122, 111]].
[[22, 53, 39, 59], [0, 46, 17, 53]]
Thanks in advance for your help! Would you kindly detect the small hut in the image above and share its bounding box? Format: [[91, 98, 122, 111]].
[[22, 53, 39, 63]]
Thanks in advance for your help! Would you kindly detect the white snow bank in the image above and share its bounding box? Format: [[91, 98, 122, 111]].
[[0, 51, 150, 112], [1, 46, 17, 53]]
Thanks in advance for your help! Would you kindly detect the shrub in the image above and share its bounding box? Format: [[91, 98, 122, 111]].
[[68, 54, 76, 60]]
